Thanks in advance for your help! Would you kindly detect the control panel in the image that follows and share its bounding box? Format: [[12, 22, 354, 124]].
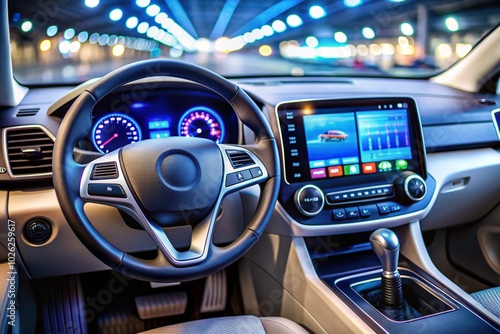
[[276, 97, 433, 225], [288, 171, 434, 225]]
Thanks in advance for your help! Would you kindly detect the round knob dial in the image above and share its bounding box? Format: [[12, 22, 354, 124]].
[[396, 171, 426, 202], [294, 185, 325, 216]]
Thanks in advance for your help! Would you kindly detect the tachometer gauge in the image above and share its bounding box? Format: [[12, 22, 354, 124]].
[[91, 114, 142, 153], [178, 106, 225, 143]]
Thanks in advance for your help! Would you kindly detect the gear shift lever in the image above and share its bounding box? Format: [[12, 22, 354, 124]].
[[369, 228, 404, 308]]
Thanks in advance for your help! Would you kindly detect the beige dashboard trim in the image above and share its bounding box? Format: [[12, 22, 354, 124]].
[[431, 24, 500, 92]]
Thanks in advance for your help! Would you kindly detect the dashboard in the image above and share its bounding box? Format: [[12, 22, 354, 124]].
[[78, 83, 240, 154], [0, 75, 499, 285]]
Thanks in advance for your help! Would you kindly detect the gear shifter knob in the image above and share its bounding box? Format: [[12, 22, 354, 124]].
[[369, 228, 400, 274], [369, 228, 403, 308]]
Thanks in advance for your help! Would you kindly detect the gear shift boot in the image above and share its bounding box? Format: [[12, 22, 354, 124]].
[[352, 274, 453, 321]]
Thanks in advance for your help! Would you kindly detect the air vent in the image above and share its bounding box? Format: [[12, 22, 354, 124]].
[[91, 162, 118, 180], [226, 150, 254, 169], [5, 127, 54, 176], [16, 108, 40, 117]]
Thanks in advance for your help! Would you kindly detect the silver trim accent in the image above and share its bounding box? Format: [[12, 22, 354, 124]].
[[79, 144, 268, 267], [404, 174, 426, 202], [2, 125, 56, 179], [339, 269, 458, 324], [491, 107, 500, 141], [294, 184, 325, 216], [270, 199, 430, 236]]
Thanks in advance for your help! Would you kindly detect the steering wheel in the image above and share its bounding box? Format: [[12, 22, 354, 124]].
[[53, 59, 280, 282]]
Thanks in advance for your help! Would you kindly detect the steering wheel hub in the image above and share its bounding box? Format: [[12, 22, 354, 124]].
[[158, 152, 200, 190], [120, 137, 223, 226]]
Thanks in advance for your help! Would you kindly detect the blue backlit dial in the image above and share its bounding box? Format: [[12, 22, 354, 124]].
[[91, 114, 142, 153], [178, 106, 225, 143]]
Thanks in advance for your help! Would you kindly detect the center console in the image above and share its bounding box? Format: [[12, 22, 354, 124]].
[[276, 97, 435, 225], [254, 97, 500, 333]]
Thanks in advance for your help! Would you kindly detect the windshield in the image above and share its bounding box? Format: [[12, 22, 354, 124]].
[[8, 0, 499, 85]]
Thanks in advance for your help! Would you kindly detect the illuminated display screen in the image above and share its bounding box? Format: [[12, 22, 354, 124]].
[[277, 98, 425, 184]]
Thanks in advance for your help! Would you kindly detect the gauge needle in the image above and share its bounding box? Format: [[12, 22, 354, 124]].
[[100, 133, 118, 148]]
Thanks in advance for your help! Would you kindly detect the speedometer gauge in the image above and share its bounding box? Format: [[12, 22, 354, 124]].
[[91, 114, 142, 153], [178, 106, 225, 143]]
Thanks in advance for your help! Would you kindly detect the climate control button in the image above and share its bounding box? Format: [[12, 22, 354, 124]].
[[294, 185, 325, 216]]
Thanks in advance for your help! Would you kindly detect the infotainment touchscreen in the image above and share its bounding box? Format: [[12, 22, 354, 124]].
[[277, 98, 425, 184]]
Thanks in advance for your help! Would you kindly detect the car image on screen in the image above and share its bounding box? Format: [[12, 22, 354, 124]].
[[319, 130, 348, 142]]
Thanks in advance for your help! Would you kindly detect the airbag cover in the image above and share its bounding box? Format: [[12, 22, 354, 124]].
[[120, 137, 223, 225]]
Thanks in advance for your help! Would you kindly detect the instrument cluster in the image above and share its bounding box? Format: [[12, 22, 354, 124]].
[[86, 87, 238, 153]]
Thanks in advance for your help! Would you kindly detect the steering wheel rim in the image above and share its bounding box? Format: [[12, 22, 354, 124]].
[[53, 59, 280, 282]]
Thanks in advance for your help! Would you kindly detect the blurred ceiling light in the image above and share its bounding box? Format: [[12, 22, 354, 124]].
[[272, 20, 286, 33], [195, 38, 211, 52], [137, 22, 149, 34], [170, 48, 183, 58], [396, 44, 414, 56], [46, 25, 58, 37], [259, 45, 273, 56], [89, 33, 99, 44], [243, 32, 255, 43], [251, 28, 264, 40], [40, 39, 51, 52], [362, 27, 375, 39], [58, 40, 71, 54], [107, 35, 117, 46], [309, 5, 326, 19], [21, 21, 33, 32], [126, 17, 139, 29], [369, 44, 381, 56], [214, 37, 230, 53], [400, 22, 414, 36], [146, 4, 161, 17], [112, 44, 125, 57], [334, 31, 347, 43], [398, 36, 409, 45], [98, 34, 109, 46], [381, 43, 395, 55], [64, 28, 75, 40], [155, 12, 168, 24], [136, 0, 150, 8], [316, 46, 351, 58], [70, 41, 81, 52], [357, 44, 369, 56], [347, 44, 357, 56], [109, 9, 123, 21], [85, 0, 99, 8], [445, 17, 459, 32], [305, 36, 318, 48], [227, 36, 245, 52], [286, 15, 303, 28], [261, 25, 274, 37], [78, 31, 89, 43], [147, 26, 159, 38], [344, 0, 362, 7]]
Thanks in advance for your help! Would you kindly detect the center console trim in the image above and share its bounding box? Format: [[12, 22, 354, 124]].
[[335, 268, 459, 326], [266, 199, 432, 236]]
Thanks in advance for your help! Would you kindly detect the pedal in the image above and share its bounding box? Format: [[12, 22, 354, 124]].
[[135, 291, 187, 320], [200, 270, 227, 313]]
